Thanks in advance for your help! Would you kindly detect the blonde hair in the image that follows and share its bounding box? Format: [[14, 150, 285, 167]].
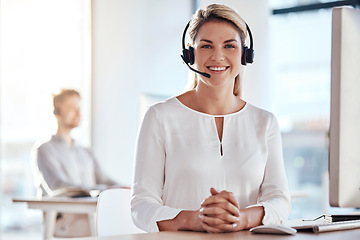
[[53, 89, 80, 114], [186, 4, 247, 98]]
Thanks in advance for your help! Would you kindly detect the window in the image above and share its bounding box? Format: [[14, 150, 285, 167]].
[[0, 0, 91, 236], [269, 1, 356, 219]]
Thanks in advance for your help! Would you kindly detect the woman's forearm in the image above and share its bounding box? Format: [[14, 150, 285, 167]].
[[157, 210, 205, 231], [239, 206, 265, 230]]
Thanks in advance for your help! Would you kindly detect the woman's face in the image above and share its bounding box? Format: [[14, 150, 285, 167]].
[[193, 20, 243, 89]]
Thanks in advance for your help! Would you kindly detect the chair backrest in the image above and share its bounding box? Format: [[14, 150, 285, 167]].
[[96, 188, 144, 236]]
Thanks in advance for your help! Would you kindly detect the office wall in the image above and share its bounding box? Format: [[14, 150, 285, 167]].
[[91, 0, 192, 184], [91, 0, 270, 184]]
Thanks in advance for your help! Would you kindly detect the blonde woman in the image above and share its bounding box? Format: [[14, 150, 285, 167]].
[[131, 4, 291, 233]]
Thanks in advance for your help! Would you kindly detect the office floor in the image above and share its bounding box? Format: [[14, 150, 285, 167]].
[[2, 230, 42, 240], [1, 204, 43, 240]]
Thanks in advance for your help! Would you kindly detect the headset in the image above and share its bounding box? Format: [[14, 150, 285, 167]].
[[181, 20, 254, 78], [53, 108, 60, 115]]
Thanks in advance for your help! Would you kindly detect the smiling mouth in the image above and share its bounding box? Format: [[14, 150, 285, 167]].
[[207, 66, 229, 72]]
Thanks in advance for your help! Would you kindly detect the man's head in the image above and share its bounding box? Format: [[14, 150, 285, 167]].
[[53, 89, 81, 130]]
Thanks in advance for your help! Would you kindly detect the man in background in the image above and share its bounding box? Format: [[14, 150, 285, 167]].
[[34, 89, 128, 237]]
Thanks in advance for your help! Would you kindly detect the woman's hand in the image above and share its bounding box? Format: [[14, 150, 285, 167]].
[[158, 188, 264, 232], [199, 188, 246, 233], [157, 210, 206, 232], [158, 188, 242, 232]]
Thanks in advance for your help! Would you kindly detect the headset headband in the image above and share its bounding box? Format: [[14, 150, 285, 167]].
[[182, 21, 254, 56], [180, 18, 254, 78]]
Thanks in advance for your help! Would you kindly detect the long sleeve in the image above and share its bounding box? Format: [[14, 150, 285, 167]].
[[90, 151, 118, 189], [36, 144, 82, 190], [131, 106, 183, 232], [249, 114, 291, 224]]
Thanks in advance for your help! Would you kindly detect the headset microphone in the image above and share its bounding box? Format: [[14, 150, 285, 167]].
[[181, 54, 211, 78], [181, 22, 211, 78]]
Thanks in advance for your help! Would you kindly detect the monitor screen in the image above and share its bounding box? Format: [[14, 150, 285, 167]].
[[329, 7, 360, 208]]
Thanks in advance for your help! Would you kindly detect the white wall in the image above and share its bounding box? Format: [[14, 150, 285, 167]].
[[92, 0, 192, 184], [91, 0, 270, 185]]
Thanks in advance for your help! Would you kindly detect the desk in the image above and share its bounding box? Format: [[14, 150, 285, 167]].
[[13, 197, 97, 240], [65, 229, 360, 240]]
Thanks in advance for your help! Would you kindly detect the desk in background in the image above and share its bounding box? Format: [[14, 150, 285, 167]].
[[67, 229, 360, 240], [12, 197, 97, 240]]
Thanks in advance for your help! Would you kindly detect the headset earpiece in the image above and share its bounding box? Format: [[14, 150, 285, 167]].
[[181, 46, 194, 65], [181, 22, 195, 65], [241, 23, 255, 66], [241, 46, 254, 66], [241, 46, 248, 65], [246, 47, 254, 64]]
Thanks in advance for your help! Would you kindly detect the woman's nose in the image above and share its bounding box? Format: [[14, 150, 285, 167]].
[[211, 48, 225, 61]]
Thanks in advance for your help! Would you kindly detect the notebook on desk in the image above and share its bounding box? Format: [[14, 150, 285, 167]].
[[292, 220, 360, 233], [287, 214, 360, 233], [50, 187, 100, 198], [302, 214, 360, 223], [324, 214, 360, 222]]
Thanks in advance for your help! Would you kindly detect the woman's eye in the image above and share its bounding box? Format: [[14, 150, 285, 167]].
[[225, 44, 235, 49], [200, 45, 211, 49]]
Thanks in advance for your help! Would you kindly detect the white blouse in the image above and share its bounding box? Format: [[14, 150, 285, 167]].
[[131, 97, 291, 232]]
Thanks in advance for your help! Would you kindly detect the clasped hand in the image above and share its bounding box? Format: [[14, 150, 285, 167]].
[[199, 188, 245, 233]]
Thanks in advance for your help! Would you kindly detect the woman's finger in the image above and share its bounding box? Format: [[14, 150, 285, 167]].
[[200, 202, 240, 218], [201, 214, 227, 226], [200, 220, 223, 233], [206, 210, 239, 223], [218, 190, 240, 209], [210, 187, 219, 196], [201, 212, 239, 226], [202, 189, 239, 210], [200, 219, 239, 233]]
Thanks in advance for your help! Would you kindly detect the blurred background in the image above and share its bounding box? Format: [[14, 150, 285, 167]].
[[0, 0, 357, 239]]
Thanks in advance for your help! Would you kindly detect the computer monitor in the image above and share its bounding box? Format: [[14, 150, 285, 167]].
[[329, 7, 360, 208]]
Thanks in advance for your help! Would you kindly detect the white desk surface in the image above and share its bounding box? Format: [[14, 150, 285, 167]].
[[13, 196, 98, 204], [13, 196, 97, 211], [13, 197, 98, 240], [65, 229, 360, 240], [13, 198, 360, 240]]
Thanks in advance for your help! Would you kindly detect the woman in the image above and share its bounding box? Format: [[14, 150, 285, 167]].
[[131, 4, 291, 233]]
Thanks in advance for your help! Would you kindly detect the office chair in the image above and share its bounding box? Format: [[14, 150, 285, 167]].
[[96, 188, 144, 236]]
